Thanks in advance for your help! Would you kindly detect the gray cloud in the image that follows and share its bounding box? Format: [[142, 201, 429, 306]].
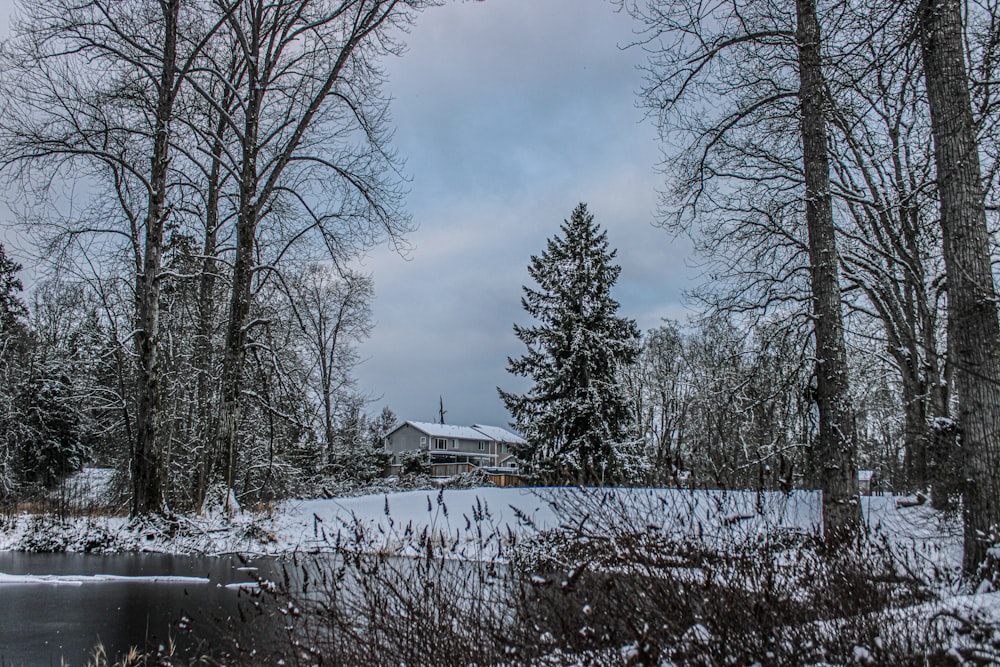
[[358, 0, 698, 427]]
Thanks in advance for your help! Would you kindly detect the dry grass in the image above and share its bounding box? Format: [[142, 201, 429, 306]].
[[225, 491, 954, 666]]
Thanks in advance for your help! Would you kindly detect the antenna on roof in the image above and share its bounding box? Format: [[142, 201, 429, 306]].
[[438, 396, 447, 425]]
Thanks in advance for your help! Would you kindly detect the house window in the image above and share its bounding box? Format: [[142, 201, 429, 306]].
[[420, 436, 427, 447], [478, 441, 486, 451], [452, 439, 458, 449], [501, 443, 508, 454], [435, 438, 448, 450]]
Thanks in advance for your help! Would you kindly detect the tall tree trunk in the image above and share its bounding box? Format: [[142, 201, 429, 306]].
[[132, 0, 180, 517], [795, 0, 861, 542], [924, 326, 955, 510], [193, 111, 227, 510], [918, 0, 1000, 576], [216, 209, 256, 498], [322, 300, 349, 464], [216, 205, 258, 496], [216, 22, 263, 498], [897, 354, 928, 490]]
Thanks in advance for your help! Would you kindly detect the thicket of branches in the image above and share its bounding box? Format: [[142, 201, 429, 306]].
[[617, 0, 1000, 574], [0, 0, 429, 512], [0, 241, 395, 510], [623, 316, 928, 495], [210, 490, 961, 666]]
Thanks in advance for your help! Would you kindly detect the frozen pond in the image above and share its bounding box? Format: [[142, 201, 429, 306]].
[[0, 552, 273, 666]]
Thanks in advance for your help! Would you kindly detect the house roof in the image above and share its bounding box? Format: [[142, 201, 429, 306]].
[[388, 421, 527, 445], [472, 424, 526, 445], [403, 421, 490, 441]]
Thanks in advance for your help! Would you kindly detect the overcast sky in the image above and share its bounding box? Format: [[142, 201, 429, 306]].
[[365, 0, 696, 427], [0, 0, 698, 429]]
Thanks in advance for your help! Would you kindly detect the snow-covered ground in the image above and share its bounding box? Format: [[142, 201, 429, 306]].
[[0, 485, 961, 567]]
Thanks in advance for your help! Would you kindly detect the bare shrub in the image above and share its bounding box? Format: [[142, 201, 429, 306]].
[[237, 494, 532, 666], [509, 489, 945, 665], [233, 488, 967, 665]]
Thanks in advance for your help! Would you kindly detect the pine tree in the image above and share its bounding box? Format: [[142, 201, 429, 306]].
[[15, 375, 87, 490], [0, 244, 26, 338], [500, 203, 640, 486], [0, 244, 27, 498]]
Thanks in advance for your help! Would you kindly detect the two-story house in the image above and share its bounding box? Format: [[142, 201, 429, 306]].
[[384, 421, 526, 477]]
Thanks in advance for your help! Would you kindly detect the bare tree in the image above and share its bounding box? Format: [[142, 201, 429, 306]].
[[168, 44, 243, 509], [286, 264, 373, 463], [624, 322, 689, 485], [195, 0, 428, 497], [131, 0, 181, 516], [794, 0, 860, 539], [917, 0, 1000, 576], [818, 4, 953, 501], [622, 0, 859, 537], [0, 0, 239, 515]]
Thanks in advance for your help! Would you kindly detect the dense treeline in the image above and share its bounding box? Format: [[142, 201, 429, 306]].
[[0, 0, 426, 512], [626, 317, 908, 494], [0, 242, 391, 509]]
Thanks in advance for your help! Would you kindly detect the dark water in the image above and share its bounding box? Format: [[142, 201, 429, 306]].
[[0, 552, 274, 667]]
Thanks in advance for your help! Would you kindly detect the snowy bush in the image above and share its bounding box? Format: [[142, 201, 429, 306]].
[[512, 529, 940, 665], [306, 469, 494, 500], [17, 516, 134, 553], [501, 489, 956, 666], [235, 495, 523, 666], [398, 449, 431, 476]]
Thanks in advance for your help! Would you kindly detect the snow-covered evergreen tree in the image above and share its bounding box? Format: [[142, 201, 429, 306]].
[[0, 244, 26, 498], [0, 244, 26, 338], [499, 203, 641, 485], [14, 375, 87, 490]]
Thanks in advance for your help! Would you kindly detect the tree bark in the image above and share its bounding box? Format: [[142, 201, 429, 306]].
[[918, 0, 1000, 576], [193, 109, 227, 510], [216, 129, 260, 497], [795, 0, 861, 542], [131, 0, 180, 517], [896, 353, 928, 490], [216, 9, 263, 496]]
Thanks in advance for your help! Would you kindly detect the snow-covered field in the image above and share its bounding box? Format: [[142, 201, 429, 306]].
[[0, 485, 961, 567]]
